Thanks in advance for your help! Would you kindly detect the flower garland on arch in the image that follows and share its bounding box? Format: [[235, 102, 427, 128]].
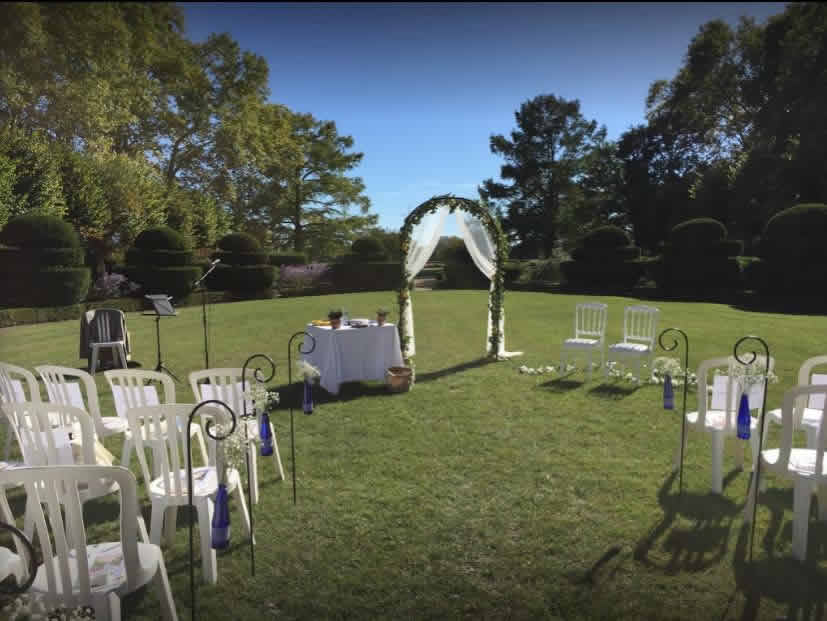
[[398, 194, 508, 366]]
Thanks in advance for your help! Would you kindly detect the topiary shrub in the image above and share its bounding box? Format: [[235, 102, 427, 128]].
[[662, 218, 742, 293], [0, 215, 90, 307], [351, 237, 387, 262], [207, 232, 274, 298], [561, 226, 643, 290], [759, 203, 827, 295], [125, 226, 200, 299]]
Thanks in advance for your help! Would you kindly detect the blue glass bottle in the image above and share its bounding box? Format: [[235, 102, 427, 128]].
[[303, 377, 314, 415], [260, 412, 274, 456], [663, 374, 674, 410], [211, 483, 230, 549], [737, 392, 751, 440]]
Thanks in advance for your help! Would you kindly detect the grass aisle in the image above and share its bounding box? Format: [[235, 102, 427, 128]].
[[1, 290, 826, 620]]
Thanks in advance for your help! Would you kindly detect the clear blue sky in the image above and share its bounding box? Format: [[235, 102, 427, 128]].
[[181, 2, 787, 236]]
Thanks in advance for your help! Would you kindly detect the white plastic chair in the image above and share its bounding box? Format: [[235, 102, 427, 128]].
[[605, 305, 659, 382], [88, 309, 129, 374], [764, 356, 827, 451], [744, 384, 827, 561], [36, 365, 129, 449], [104, 369, 208, 472], [559, 302, 608, 382], [189, 369, 284, 505], [0, 465, 178, 621], [0, 362, 41, 461], [673, 356, 772, 494], [126, 403, 251, 585]]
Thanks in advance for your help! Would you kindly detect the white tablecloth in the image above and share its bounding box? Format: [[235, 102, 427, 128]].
[[303, 324, 404, 395]]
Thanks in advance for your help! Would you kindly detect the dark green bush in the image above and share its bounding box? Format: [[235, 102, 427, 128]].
[[326, 262, 399, 293], [217, 232, 261, 253], [133, 226, 188, 251], [760, 203, 827, 293], [571, 245, 641, 262], [709, 239, 744, 257], [211, 249, 269, 266], [126, 248, 194, 267], [0, 215, 80, 249], [351, 237, 387, 261], [669, 218, 727, 249], [3, 267, 91, 306], [126, 265, 203, 299], [503, 261, 523, 285], [579, 226, 630, 249], [739, 257, 764, 291], [0, 246, 83, 267], [269, 253, 306, 266], [440, 263, 489, 289]]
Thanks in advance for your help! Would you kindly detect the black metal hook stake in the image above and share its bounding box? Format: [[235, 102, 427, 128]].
[[187, 399, 237, 621], [287, 331, 316, 505], [240, 353, 276, 577], [733, 335, 770, 563], [0, 521, 37, 594], [658, 328, 690, 498]]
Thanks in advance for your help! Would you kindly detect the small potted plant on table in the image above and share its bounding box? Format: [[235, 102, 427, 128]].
[[328, 308, 343, 329], [376, 307, 389, 326]]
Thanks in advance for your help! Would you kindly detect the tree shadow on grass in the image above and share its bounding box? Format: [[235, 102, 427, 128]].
[[415, 357, 497, 383], [634, 469, 743, 574]]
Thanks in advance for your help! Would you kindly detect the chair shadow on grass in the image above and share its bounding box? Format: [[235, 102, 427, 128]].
[[587, 382, 641, 399], [538, 377, 583, 393], [634, 469, 743, 574]]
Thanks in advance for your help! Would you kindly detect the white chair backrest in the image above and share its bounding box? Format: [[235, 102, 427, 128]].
[[574, 303, 608, 341], [104, 369, 175, 419], [697, 356, 775, 430], [622, 305, 659, 347], [127, 404, 223, 499], [36, 366, 104, 438], [776, 384, 827, 483], [2, 402, 95, 468], [189, 369, 252, 417], [0, 362, 41, 404], [0, 465, 142, 609], [795, 356, 827, 415]]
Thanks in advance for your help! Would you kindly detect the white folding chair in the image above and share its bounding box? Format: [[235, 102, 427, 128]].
[[104, 369, 208, 472], [744, 384, 827, 561], [673, 357, 772, 494], [88, 309, 128, 374], [0, 362, 41, 461], [36, 365, 129, 451], [605, 305, 659, 382], [559, 302, 608, 381], [0, 465, 178, 621], [189, 369, 284, 505], [126, 404, 251, 585], [764, 355, 827, 452]]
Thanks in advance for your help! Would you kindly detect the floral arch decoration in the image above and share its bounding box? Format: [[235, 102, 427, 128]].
[[398, 194, 514, 367]]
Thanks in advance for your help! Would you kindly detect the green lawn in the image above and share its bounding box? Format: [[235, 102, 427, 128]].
[[1, 290, 826, 620]]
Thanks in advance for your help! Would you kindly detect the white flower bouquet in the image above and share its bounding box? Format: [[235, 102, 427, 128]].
[[297, 359, 321, 383]]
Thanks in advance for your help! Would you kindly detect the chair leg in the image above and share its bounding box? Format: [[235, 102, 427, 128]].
[[817, 484, 827, 521], [120, 435, 134, 468], [586, 349, 593, 382], [792, 478, 812, 561], [196, 497, 217, 584], [90, 347, 99, 375], [711, 433, 724, 494], [249, 443, 259, 505], [153, 551, 179, 621], [235, 475, 253, 541], [150, 501, 165, 546], [163, 506, 178, 547], [270, 423, 285, 481], [117, 344, 127, 369]]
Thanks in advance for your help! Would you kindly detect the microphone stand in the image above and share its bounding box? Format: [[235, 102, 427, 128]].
[[193, 260, 221, 369]]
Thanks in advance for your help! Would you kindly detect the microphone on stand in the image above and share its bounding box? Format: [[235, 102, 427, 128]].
[[211, 258, 221, 266]]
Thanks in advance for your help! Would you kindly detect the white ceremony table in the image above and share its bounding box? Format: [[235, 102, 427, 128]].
[[303, 323, 404, 395]]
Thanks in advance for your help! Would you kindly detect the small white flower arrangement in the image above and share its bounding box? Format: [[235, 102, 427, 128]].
[[3, 594, 95, 620], [517, 356, 699, 387], [297, 359, 321, 382], [715, 355, 777, 387]]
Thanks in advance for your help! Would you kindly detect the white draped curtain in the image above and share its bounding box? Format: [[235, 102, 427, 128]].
[[455, 211, 522, 359]]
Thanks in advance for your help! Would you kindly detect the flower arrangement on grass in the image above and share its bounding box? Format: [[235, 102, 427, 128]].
[[517, 356, 699, 386]]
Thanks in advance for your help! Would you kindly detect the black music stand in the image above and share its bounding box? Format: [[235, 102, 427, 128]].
[[143, 294, 179, 382]]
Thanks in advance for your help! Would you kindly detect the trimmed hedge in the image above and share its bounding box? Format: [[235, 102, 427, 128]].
[[207, 232, 274, 297], [270, 253, 306, 266], [0, 215, 91, 307], [133, 226, 187, 251], [0, 214, 80, 248], [579, 225, 630, 249], [562, 226, 643, 290], [212, 249, 270, 266], [662, 218, 743, 292], [326, 262, 399, 293], [217, 232, 260, 253], [351, 237, 387, 262], [126, 248, 194, 267], [440, 262, 489, 289], [760, 203, 827, 294], [128, 265, 203, 299], [125, 226, 200, 298]]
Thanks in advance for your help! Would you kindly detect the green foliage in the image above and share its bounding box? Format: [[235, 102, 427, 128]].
[[327, 263, 399, 293], [269, 253, 306, 266], [0, 214, 79, 248], [126, 248, 194, 267], [669, 218, 727, 249], [125, 265, 202, 299], [217, 232, 261, 252], [578, 225, 630, 249], [351, 236, 386, 261], [760, 203, 827, 293], [739, 256, 763, 291], [662, 217, 742, 292], [126, 225, 200, 297], [133, 226, 188, 251], [562, 225, 643, 290], [440, 262, 489, 289]]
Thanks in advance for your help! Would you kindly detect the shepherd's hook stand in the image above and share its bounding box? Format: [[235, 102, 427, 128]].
[[288, 331, 316, 505], [0, 520, 37, 594], [733, 335, 770, 563], [658, 328, 690, 498], [240, 353, 277, 577], [186, 399, 240, 621]]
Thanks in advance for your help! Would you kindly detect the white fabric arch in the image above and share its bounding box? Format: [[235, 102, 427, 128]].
[[400, 207, 522, 359]]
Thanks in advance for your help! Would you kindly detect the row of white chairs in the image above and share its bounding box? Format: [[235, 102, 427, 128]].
[[676, 354, 826, 560], [560, 303, 660, 382]]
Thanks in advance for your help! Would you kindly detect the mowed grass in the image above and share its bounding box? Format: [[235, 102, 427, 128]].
[[1, 290, 826, 620]]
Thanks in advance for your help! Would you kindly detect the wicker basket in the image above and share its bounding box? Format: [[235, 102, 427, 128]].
[[385, 366, 413, 392]]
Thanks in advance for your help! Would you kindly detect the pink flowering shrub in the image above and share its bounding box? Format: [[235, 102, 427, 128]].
[[278, 263, 332, 296], [87, 272, 141, 301]]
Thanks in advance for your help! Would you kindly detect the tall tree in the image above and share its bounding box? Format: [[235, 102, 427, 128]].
[[481, 94, 607, 257], [262, 111, 371, 254]]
